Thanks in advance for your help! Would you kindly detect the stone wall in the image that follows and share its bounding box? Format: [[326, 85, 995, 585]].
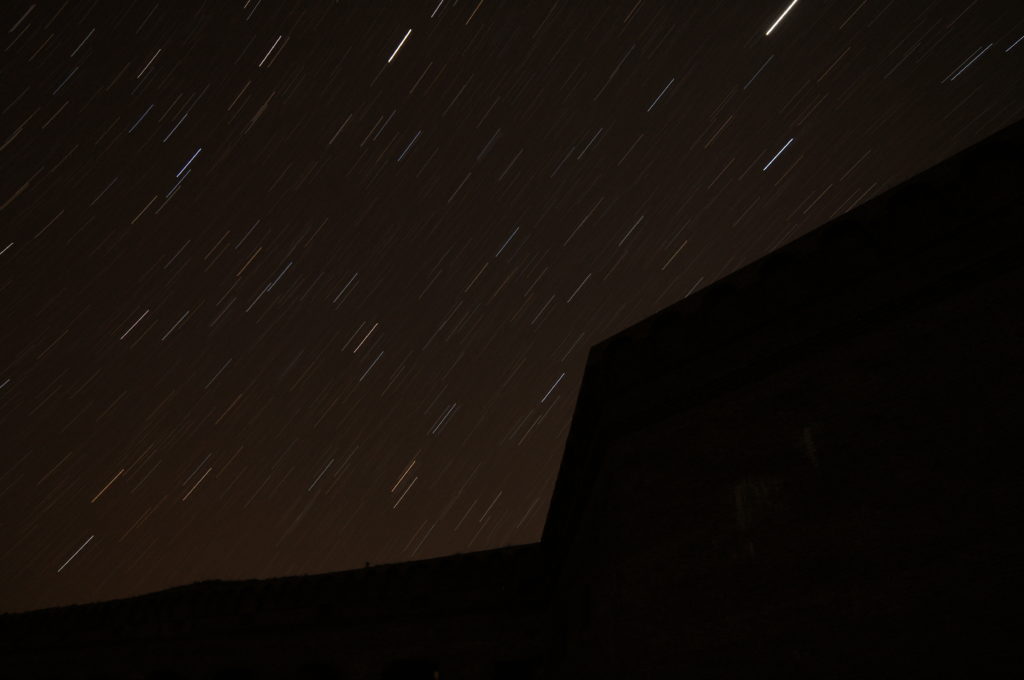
[[543, 116, 1023, 676]]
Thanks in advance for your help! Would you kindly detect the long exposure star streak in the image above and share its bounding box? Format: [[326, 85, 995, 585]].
[[1, 1, 1022, 614]]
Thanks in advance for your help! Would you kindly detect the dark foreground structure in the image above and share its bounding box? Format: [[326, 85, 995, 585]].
[[4, 120, 1022, 678]]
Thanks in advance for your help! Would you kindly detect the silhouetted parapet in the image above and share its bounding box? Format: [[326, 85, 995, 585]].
[[2, 543, 545, 637], [541, 118, 1024, 675], [540, 117, 1024, 571], [1, 544, 548, 678]]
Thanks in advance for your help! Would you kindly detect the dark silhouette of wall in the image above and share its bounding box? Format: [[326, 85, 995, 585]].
[[541, 116, 1024, 677], [3, 119, 1022, 678], [1, 544, 548, 679]]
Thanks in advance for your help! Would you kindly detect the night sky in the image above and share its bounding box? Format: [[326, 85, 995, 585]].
[[2, 0, 1022, 614]]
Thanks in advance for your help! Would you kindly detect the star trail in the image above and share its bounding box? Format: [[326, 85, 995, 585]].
[[1, 1, 1023, 614]]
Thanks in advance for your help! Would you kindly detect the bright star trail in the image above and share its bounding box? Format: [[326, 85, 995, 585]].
[[388, 29, 413, 64], [1, 0, 1022, 614], [764, 137, 795, 171], [766, 0, 801, 36]]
